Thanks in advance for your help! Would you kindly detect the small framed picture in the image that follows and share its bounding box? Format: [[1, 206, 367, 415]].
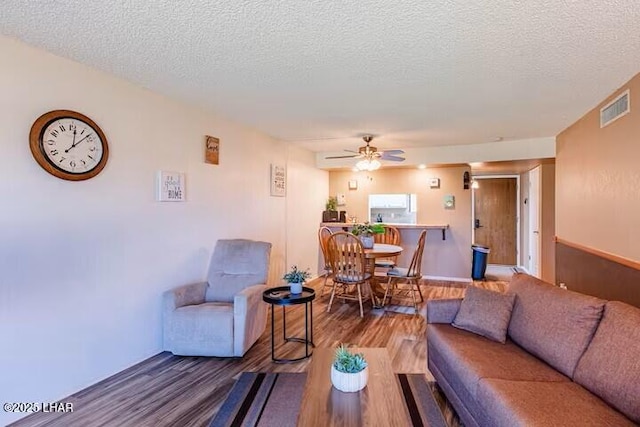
[[348, 180, 358, 190], [205, 135, 219, 165], [270, 164, 286, 197], [157, 171, 186, 202], [444, 195, 455, 209]]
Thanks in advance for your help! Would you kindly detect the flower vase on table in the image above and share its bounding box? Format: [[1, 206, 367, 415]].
[[360, 235, 374, 249], [289, 282, 303, 294], [351, 222, 385, 249]]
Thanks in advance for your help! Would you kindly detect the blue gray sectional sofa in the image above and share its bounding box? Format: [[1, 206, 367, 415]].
[[426, 273, 640, 427]]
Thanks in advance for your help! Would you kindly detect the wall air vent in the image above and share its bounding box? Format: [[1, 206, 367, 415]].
[[600, 89, 630, 128]]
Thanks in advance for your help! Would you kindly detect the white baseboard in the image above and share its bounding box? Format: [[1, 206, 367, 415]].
[[423, 275, 472, 283]]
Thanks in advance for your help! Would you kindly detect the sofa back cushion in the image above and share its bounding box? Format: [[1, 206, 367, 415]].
[[573, 301, 640, 424], [507, 273, 606, 378], [205, 239, 272, 302]]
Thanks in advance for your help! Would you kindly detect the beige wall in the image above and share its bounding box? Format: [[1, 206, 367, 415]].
[[0, 36, 325, 425], [286, 146, 329, 271], [556, 72, 640, 262], [329, 166, 472, 279]]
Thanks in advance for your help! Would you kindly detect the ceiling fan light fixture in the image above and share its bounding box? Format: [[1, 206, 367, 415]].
[[324, 135, 404, 169], [356, 158, 381, 171]]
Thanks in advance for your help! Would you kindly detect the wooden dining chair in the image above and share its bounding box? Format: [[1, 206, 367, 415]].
[[318, 226, 334, 296], [326, 232, 372, 318], [374, 225, 401, 269], [383, 230, 426, 313]]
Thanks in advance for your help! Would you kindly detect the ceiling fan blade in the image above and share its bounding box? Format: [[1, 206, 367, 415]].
[[382, 149, 405, 155], [344, 149, 360, 154], [325, 154, 358, 159], [381, 155, 405, 162]]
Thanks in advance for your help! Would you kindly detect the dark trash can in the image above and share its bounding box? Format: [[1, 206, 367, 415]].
[[471, 245, 490, 280]]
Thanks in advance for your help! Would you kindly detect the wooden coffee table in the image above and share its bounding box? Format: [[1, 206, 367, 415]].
[[297, 348, 412, 426]]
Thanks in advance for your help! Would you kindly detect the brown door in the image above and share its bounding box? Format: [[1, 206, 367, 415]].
[[473, 178, 517, 265]]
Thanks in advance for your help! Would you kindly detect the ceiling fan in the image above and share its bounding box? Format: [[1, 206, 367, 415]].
[[324, 135, 405, 170]]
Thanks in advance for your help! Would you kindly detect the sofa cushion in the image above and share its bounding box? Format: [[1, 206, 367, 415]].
[[206, 239, 271, 302], [477, 378, 636, 427], [453, 285, 515, 343], [166, 302, 234, 356], [427, 324, 568, 406], [426, 298, 463, 324], [573, 301, 640, 424], [507, 273, 606, 377]]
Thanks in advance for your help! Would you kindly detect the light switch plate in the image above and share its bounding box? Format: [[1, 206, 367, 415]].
[[444, 195, 455, 209], [429, 178, 440, 188]]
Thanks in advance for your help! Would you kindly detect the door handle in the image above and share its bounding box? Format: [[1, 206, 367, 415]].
[[474, 219, 483, 229], [533, 230, 539, 234]]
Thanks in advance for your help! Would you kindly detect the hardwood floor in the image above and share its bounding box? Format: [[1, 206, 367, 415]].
[[11, 278, 507, 427]]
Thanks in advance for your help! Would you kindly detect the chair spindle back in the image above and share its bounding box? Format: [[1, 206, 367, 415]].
[[326, 232, 367, 283], [407, 230, 427, 277]]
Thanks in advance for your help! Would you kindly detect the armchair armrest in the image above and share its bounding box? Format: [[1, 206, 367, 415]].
[[427, 298, 463, 324], [233, 284, 268, 356], [163, 282, 207, 311], [162, 282, 208, 354], [234, 284, 266, 316]]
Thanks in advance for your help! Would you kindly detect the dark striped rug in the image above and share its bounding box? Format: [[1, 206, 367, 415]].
[[209, 372, 447, 427]]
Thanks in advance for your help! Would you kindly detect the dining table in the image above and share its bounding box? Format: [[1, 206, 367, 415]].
[[364, 243, 403, 307]]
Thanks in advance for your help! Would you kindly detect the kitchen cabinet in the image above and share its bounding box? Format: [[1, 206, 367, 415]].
[[369, 194, 409, 209]]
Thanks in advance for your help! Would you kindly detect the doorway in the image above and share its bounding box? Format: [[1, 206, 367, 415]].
[[472, 176, 519, 266]]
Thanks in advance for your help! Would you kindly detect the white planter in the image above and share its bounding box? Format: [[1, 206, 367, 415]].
[[360, 235, 374, 249], [289, 282, 303, 294], [331, 365, 369, 392]]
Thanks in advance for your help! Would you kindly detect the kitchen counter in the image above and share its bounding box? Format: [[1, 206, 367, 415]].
[[320, 223, 449, 240]]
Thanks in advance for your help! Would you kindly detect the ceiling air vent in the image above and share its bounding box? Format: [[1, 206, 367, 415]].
[[600, 89, 630, 128]]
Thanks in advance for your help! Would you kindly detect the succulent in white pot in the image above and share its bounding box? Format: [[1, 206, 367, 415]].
[[331, 344, 369, 392], [283, 265, 311, 294]]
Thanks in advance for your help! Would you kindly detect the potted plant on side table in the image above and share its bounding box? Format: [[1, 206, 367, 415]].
[[331, 344, 369, 392], [351, 222, 385, 249], [283, 265, 311, 295]]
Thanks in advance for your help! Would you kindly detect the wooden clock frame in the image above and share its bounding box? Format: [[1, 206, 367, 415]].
[[29, 110, 109, 181]]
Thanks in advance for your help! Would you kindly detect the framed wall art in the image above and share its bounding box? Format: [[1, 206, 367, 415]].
[[157, 171, 186, 202], [205, 135, 219, 165], [270, 164, 286, 197]]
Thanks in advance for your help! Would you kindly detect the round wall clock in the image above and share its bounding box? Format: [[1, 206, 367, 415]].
[[29, 110, 109, 181]]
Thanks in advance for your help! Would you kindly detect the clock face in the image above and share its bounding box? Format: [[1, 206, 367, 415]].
[[30, 110, 109, 181], [41, 118, 104, 174]]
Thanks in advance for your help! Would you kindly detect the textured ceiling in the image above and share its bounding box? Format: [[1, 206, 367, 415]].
[[2, 1, 640, 152]]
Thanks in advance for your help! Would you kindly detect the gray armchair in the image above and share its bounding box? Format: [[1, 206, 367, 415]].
[[162, 239, 271, 357]]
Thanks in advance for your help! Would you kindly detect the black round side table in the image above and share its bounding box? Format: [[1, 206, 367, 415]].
[[262, 286, 316, 363]]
